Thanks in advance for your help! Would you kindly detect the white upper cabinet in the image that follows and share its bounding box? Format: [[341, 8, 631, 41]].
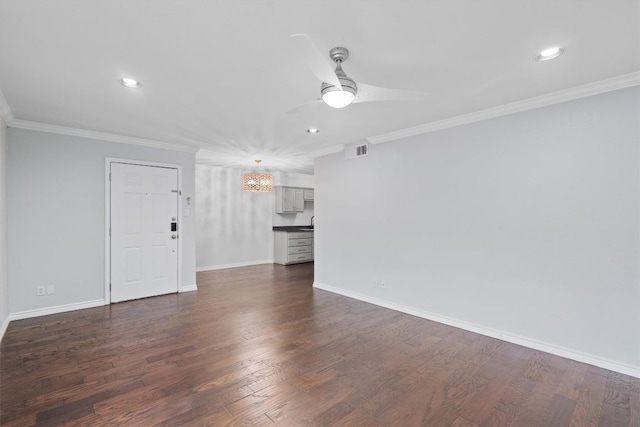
[[276, 186, 305, 213]]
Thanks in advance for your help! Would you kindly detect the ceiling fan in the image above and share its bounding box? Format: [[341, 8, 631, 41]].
[[288, 34, 428, 113]]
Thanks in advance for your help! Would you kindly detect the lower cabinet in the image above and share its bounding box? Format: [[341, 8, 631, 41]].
[[274, 231, 314, 265]]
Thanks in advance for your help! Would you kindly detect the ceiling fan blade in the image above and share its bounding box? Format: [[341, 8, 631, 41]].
[[285, 99, 323, 115], [354, 82, 429, 104], [290, 34, 342, 90]]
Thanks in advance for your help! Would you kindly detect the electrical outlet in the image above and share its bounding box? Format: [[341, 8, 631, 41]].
[[36, 286, 45, 296], [380, 279, 387, 289], [47, 285, 55, 295]]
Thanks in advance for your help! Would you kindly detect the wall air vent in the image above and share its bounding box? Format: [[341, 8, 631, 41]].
[[345, 142, 369, 159]]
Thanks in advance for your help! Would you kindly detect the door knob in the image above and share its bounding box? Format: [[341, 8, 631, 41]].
[[171, 234, 177, 239]]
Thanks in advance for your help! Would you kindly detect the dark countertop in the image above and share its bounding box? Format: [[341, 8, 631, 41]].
[[273, 226, 314, 232]]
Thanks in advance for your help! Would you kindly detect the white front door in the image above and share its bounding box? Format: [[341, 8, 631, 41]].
[[110, 162, 179, 302]]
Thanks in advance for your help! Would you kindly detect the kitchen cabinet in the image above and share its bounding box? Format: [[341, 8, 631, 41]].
[[303, 189, 314, 201], [275, 186, 304, 213], [274, 231, 314, 264]]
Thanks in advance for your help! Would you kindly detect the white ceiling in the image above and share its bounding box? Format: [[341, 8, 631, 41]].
[[0, 1, 638, 174]]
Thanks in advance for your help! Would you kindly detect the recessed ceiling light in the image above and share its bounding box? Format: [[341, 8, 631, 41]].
[[535, 46, 564, 61], [307, 128, 319, 134], [120, 77, 140, 88]]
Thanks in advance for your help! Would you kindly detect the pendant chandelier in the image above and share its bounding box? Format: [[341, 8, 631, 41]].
[[242, 159, 273, 192]]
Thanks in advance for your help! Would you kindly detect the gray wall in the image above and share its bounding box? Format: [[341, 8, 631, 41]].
[[0, 117, 7, 332], [7, 128, 196, 313], [315, 87, 640, 371]]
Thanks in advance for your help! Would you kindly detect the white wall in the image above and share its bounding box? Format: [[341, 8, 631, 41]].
[[315, 87, 640, 374], [195, 166, 316, 270], [7, 128, 197, 314], [196, 164, 274, 270], [0, 117, 8, 337]]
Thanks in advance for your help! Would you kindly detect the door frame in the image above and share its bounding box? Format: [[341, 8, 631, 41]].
[[104, 157, 183, 304]]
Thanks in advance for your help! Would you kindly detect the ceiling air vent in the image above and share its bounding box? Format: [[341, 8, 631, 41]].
[[345, 142, 369, 159]]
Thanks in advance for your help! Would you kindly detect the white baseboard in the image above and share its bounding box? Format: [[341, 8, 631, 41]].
[[313, 282, 640, 378], [196, 259, 274, 272], [180, 284, 198, 292], [8, 299, 106, 321], [0, 315, 10, 345]]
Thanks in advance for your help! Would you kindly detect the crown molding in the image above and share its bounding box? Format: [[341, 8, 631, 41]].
[[310, 144, 345, 158], [0, 87, 201, 153], [0, 87, 15, 124], [195, 149, 222, 161], [3, 71, 638, 158], [367, 71, 640, 145], [9, 118, 199, 153]]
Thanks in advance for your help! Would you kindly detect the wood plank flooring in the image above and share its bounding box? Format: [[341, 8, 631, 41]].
[[1, 263, 638, 426]]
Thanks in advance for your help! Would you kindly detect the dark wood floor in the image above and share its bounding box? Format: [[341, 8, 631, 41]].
[[1, 263, 638, 426]]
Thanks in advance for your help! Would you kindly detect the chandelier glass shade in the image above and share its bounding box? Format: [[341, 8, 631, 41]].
[[242, 160, 273, 192]]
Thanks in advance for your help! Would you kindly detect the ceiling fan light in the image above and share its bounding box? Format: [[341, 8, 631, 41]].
[[321, 74, 357, 108], [322, 88, 356, 108], [321, 85, 356, 108]]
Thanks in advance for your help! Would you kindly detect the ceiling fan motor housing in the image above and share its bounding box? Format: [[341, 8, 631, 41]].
[[320, 75, 357, 97], [329, 46, 349, 62]]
